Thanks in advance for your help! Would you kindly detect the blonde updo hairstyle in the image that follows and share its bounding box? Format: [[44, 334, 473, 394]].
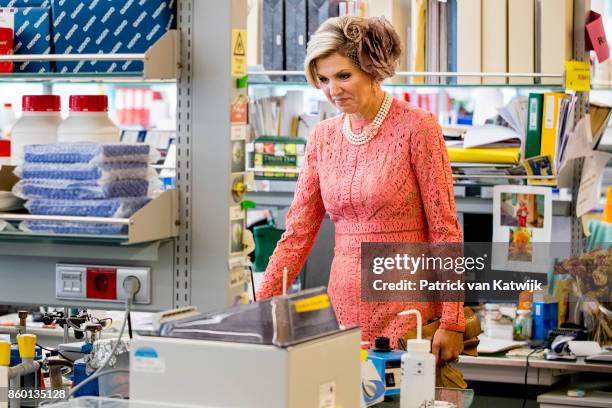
[[304, 16, 402, 88]]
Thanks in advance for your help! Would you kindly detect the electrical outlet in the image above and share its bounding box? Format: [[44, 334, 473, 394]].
[[117, 267, 151, 304], [56, 264, 151, 304]]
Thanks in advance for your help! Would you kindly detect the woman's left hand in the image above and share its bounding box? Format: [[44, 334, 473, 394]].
[[432, 329, 464, 367]]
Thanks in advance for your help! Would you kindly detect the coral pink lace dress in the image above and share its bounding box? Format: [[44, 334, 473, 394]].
[[257, 98, 465, 346]]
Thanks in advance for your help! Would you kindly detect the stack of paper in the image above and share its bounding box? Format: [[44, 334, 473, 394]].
[[461, 126, 522, 149], [249, 96, 282, 137], [249, 91, 305, 137], [445, 120, 523, 165]]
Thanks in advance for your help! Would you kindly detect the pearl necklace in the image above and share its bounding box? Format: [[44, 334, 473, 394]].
[[342, 92, 393, 146]]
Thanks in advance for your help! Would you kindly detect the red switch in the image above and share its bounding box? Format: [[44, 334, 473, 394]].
[[86, 267, 117, 300]]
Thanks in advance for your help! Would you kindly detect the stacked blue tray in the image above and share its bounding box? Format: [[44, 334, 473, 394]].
[[13, 143, 161, 235]]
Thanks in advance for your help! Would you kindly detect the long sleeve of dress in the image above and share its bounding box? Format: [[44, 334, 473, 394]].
[[410, 113, 466, 332], [256, 126, 326, 299]]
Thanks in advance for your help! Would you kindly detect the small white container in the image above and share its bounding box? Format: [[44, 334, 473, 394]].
[[58, 95, 120, 144], [11, 95, 62, 166], [0, 102, 17, 139], [399, 309, 436, 408]]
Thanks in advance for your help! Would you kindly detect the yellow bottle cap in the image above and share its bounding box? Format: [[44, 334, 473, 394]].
[[17, 334, 36, 359], [0, 342, 10, 366]]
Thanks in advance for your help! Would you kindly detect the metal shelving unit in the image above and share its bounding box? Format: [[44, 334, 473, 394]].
[[0, 1, 248, 313], [0, 30, 181, 83], [246, 1, 596, 256], [0, 190, 179, 245]]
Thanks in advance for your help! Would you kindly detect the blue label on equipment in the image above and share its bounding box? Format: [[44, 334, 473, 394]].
[[134, 347, 158, 358]]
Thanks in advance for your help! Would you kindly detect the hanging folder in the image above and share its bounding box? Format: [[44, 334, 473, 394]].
[[307, 0, 340, 41], [508, 0, 534, 84], [457, 0, 482, 85], [525, 93, 544, 159], [285, 0, 307, 80], [263, 0, 285, 74], [540, 93, 568, 160]]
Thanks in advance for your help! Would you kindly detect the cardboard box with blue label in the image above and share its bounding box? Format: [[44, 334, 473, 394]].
[[51, 0, 176, 73], [0, 2, 51, 73], [0, 1, 49, 7]]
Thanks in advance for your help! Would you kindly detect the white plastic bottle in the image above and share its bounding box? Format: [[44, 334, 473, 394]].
[[58, 95, 120, 143], [398, 309, 436, 408], [11, 95, 62, 166], [0, 102, 17, 139]]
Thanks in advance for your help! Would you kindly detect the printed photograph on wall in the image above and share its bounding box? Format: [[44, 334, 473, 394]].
[[493, 185, 553, 273], [508, 227, 533, 262], [500, 192, 545, 228]]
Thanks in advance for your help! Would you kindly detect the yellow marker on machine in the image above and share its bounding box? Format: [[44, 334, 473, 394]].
[[17, 334, 36, 359], [0, 342, 10, 366], [0, 341, 8, 408], [294, 294, 331, 313]]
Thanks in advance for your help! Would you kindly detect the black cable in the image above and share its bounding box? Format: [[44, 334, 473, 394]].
[[127, 312, 133, 339], [522, 348, 542, 408], [250, 266, 257, 302]]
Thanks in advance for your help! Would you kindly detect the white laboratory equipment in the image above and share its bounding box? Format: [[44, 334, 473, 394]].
[[399, 309, 436, 408], [130, 328, 361, 408], [130, 287, 362, 408]]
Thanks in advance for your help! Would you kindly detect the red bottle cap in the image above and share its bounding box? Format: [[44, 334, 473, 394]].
[[69, 95, 108, 112], [0, 140, 10, 157], [22, 95, 61, 112], [3, 103, 11, 108]]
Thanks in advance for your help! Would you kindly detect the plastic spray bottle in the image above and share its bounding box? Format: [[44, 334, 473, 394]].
[[398, 309, 435, 408]]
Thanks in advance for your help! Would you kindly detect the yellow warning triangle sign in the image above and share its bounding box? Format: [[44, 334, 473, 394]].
[[234, 32, 246, 56]]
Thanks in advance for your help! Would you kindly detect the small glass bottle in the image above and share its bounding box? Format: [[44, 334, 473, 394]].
[[513, 309, 532, 340]]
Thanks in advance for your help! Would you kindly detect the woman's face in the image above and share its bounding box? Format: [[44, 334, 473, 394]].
[[315, 53, 378, 116]]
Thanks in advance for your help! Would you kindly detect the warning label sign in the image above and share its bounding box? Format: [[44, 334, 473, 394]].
[[232, 29, 247, 77]]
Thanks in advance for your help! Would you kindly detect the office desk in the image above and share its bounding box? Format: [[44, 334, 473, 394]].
[[457, 354, 612, 385], [538, 389, 612, 407]]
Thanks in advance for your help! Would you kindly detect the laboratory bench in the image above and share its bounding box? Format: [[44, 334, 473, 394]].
[[457, 354, 612, 386]]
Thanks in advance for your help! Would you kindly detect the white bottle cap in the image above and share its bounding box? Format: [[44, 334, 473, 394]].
[[398, 309, 432, 353], [406, 338, 431, 353], [397, 309, 423, 341]]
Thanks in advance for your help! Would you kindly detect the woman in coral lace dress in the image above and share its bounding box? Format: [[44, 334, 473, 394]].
[[257, 16, 465, 365]]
